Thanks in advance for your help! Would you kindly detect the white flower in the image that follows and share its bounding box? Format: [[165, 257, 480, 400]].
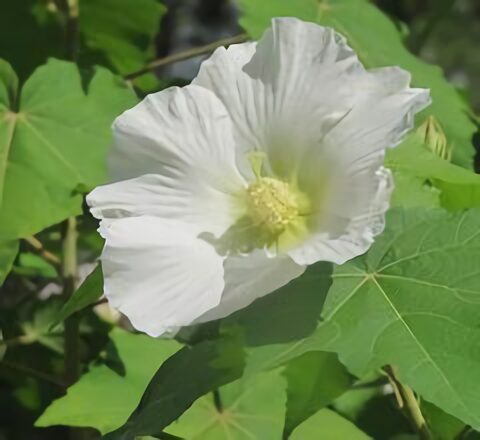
[[87, 18, 430, 336]]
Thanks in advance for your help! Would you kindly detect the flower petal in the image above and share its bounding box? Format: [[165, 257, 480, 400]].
[[88, 85, 246, 236], [88, 172, 240, 237], [108, 84, 244, 185], [99, 216, 225, 336], [288, 167, 393, 266], [194, 18, 429, 179], [196, 250, 305, 322], [321, 67, 430, 172]]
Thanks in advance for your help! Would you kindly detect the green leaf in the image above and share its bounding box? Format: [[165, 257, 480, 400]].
[[0, 0, 64, 81], [333, 380, 412, 438], [36, 329, 181, 434], [310, 208, 480, 430], [0, 0, 165, 89], [239, 0, 317, 36], [386, 136, 480, 210], [238, 0, 477, 168], [0, 239, 18, 285], [221, 262, 332, 379], [421, 401, 465, 440], [290, 408, 371, 439], [20, 299, 65, 354], [284, 351, 353, 436], [390, 171, 441, 209], [14, 252, 57, 278], [215, 262, 331, 379], [0, 58, 137, 240], [223, 261, 332, 347], [80, 0, 167, 88], [52, 265, 103, 328], [106, 334, 245, 439], [166, 370, 286, 440]]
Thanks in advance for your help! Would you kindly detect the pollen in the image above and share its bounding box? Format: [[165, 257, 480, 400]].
[[246, 177, 299, 233]]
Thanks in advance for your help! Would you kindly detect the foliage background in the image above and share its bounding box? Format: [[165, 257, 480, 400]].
[[0, 0, 480, 439]]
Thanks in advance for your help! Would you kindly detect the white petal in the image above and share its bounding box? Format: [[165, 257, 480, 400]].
[[321, 67, 430, 172], [194, 18, 429, 179], [88, 85, 246, 236], [289, 167, 393, 266], [88, 172, 240, 237], [109, 84, 245, 187], [99, 216, 225, 337], [196, 250, 305, 322]]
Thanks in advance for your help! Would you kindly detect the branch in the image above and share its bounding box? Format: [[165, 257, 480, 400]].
[[384, 366, 432, 440], [62, 217, 80, 386], [124, 33, 249, 80], [1, 359, 66, 388], [24, 236, 61, 268], [65, 0, 80, 61]]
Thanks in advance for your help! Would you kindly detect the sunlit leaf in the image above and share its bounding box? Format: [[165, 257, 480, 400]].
[[36, 329, 181, 434], [386, 136, 480, 210], [389, 171, 441, 209], [310, 208, 480, 430], [290, 408, 371, 439], [105, 334, 245, 439], [166, 370, 286, 440], [0, 58, 137, 240]]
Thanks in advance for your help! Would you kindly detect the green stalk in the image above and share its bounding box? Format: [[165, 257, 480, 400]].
[[65, 0, 80, 61], [384, 366, 432, 440], [62, 217, 80, 385]]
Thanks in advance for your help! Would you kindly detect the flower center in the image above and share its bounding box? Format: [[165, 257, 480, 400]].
[[246, 177, 299, 233]]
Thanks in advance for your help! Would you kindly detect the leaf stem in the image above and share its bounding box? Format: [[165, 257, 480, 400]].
[[62, 217, 80, 386], [213, 389, 224, 413], [24, 236, 61, 269], [1, 359, 65, 388], [63, 0, 80, 61], [384, 365, 432, 440], [124, 33, 248, 80]]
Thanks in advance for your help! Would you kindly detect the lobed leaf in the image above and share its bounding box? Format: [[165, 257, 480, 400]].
[[165, 370, 286, 440], [310, 208, 480, 430], [290, 408, 371, 439], [0, 58, 137, 240], [105, 334, 245, 439], [36, 329, 181, 434]]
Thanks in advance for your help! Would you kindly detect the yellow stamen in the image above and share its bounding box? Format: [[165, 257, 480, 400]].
[[246, 177, 299, 233]]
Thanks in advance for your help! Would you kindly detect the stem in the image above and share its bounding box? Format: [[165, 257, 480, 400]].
[[213, 389, 223, 413], [124, 33, 248, 80], [1, 360, 65, 388], [64, 0, 80, 61], [62, 217, 80, 386], [24, 236, 61, 269], [384, 366, 432, 440]]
